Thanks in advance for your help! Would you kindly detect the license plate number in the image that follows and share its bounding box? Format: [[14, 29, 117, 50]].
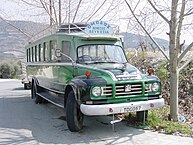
[[124, 106, 141, 112]]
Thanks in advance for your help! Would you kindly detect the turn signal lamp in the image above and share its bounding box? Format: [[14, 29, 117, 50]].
[[85, 71, 91, 77], [147, 68, 154, 75]]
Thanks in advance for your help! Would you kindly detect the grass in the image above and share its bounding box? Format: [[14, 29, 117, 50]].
[[146, 106, 193, 135], [124, 106, 193, 136]]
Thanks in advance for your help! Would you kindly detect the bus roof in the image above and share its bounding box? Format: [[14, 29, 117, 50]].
[[28, 21, 120, 43]]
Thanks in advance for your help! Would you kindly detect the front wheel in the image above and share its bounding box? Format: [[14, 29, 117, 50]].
[[24, 83, 28, 90], [136, 110, 148, 122], [66, 91, 84, 132], [31, 80, 43, 104]]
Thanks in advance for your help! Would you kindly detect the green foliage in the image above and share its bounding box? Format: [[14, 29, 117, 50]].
[[124, 106, 193, 135], [146, 106, 193, 135], [157, 60, 169, 81], [0, 60, 22, 78]]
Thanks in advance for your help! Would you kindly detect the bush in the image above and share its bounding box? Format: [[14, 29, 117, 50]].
[[0, 60, 22, 79]]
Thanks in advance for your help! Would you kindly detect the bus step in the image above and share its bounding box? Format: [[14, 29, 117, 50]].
[[36, 92, 64, 108]]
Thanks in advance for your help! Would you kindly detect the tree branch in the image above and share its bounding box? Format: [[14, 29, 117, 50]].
[[86, 0, 107, 22], [124, 0, 169, 61], [52, 0, 58, 25], [178, 41, 193, 63], [72, 0, 83, 23], [176, 0, 185, 58], [184, 7, 193, 16], [147, 0, 170, 24], [21, 0, 42, 8], [178, 57, 193, 72], [0, 15, 32, 38], [39, 0, 51, 18]]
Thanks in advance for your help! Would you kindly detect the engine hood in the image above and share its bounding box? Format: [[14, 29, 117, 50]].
[[92, 63, 142, 80]]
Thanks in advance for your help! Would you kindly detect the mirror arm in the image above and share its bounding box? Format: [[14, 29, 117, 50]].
[[59, 51, 76, 68]]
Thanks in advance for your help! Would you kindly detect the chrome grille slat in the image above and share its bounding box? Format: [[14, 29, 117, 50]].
[[115, 83, 142, 96], [131, 88, 142, 91], [116, 89, 125, 91], [116, 86, 124, 88], [100, 83, 143, 97], [132, 85, 142, 87], [101, 85, 113, 96], [102, 90, 112, 93]]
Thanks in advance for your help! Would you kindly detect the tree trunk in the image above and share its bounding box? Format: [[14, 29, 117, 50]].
[[169, 67, 179, 121], [169, 0, 178, 121]]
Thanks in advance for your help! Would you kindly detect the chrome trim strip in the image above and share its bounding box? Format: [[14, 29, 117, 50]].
[[36, 93, 64, 108], [28, 62, 118, 81], [38, 85, 64, 95], [27, 62, 73, 66]]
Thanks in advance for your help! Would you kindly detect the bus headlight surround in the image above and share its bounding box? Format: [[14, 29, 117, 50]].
[[151, 82, 159, 92], [92, 86, 102, 96]]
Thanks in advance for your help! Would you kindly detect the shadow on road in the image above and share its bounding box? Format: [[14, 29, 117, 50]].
[[0, 95, 145, 145], [12, 87, 25, 91]]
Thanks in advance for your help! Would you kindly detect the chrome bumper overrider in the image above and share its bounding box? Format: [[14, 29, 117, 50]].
[[80, 98, 164, 116]]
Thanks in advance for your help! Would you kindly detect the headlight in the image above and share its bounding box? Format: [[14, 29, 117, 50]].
[[145, 84, 151, 91], [151, 83, 159, 92], [92, 86, 102, 96]]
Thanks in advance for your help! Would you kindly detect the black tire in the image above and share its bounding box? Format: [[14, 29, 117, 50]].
[[31, 80, 43, 104], [66, 91, 84, 132], [24, 83, 27, 90], [136, 110, 148, 122]]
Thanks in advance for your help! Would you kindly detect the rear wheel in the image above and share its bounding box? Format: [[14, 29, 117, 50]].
[[31, 80, 43, 104], [66, 91, 84, 132], [24, 83, 27, 90], [136, 110, 148, 122]]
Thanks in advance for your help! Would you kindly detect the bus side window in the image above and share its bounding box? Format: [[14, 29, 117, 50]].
[[62, 41, 71, 62], [31, 47, 34, 62], [26, 49, 28, 62], [35, 45, 38, 62], [50, 40, 57, 61], [28, 48, 31, 62], [43, 42, 48, 61], [39, 44, 41, 61]]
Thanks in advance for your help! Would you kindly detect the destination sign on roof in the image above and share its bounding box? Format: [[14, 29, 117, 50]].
[[85, 20, 113, 35]]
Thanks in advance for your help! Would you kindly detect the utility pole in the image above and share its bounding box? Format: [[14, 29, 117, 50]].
[[50, 0, 53, 26], [59, 0, 62, 26]]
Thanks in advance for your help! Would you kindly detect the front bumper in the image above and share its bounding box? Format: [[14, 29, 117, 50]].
[[80, 98, 164, 116]]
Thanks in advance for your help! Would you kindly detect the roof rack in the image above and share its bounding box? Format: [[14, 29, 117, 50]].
[[28, 21, 120, 43], [58, 22, 120, 35], [58, 23, 87, 33]]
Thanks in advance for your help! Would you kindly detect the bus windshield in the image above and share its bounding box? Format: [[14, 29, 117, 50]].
[[77, 45, 127, 64]]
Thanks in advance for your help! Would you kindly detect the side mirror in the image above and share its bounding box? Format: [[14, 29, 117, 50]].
[[55, 49, 75, 64], [55, 49, 62, 57]]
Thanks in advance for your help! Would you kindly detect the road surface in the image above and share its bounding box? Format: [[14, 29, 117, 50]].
[[0, 79, 193, 145]]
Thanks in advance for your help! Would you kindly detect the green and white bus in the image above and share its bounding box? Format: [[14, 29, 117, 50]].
[[26, 20, 164, 132]]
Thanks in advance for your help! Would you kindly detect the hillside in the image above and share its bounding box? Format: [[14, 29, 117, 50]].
[[0, 20, 47, 59], [121, 32, 169, 50], [0, 20, 169, 60]]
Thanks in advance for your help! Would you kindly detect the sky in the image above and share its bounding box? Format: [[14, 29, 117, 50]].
[[0, 0, 49, 23], [0, 0, 193, 45]]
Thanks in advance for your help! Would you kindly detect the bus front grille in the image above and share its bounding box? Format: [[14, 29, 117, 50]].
[[115, 83, 142, 96]]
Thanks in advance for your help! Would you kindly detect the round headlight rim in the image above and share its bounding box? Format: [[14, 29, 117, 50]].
[[151, 82, 159, 92], [92, 86, 102, 97]]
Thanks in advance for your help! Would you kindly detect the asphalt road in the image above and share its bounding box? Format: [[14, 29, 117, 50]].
[[0, 79, 193, 145]]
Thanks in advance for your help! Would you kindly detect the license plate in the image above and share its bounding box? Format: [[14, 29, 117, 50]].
[[124, 106, 142, 112]]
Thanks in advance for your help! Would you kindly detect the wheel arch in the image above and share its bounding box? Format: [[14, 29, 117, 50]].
[[64, 79, 88, 108], [64, 84, 78, 108]]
